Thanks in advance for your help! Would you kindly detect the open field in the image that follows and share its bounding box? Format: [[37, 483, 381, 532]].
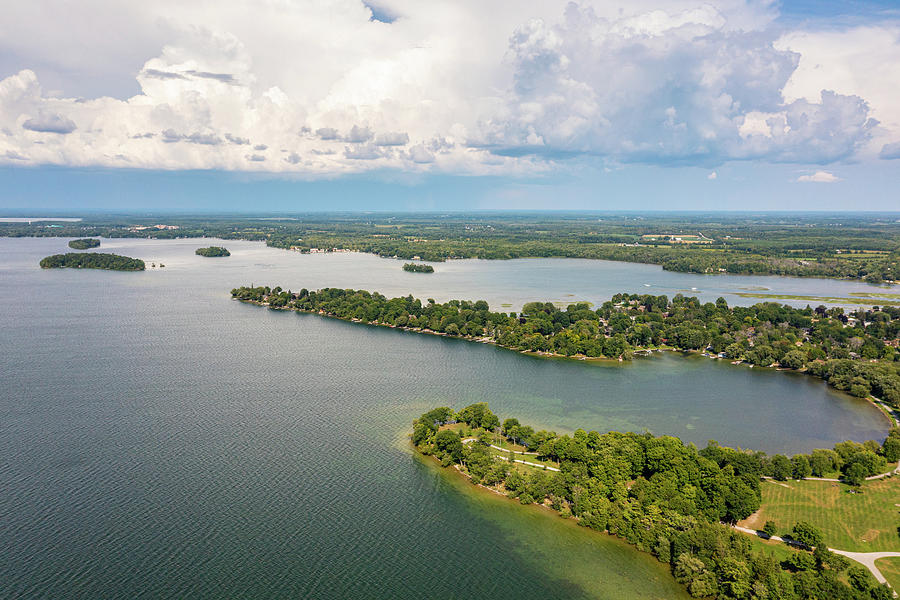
[[739, 477, 900, 553], [733, 292, 900, 307], [875, 557, 900, 590]]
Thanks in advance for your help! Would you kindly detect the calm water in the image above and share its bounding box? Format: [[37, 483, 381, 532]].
[[0, 237, 890, 599]]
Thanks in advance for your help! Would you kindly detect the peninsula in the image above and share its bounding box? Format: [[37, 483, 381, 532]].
[[230, 286, 900, 413], [195, 246, 230, 257], [68, 238, 101, 249], [413, 402, 899, 599], [40, 253, 145, 271]]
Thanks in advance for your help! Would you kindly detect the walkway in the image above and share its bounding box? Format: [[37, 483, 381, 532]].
[[733, 526, 900, 590], [760, 460, 900, 483], [462, 438, 560, 471]]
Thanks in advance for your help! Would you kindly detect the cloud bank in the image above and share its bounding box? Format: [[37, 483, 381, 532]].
[[0, 0, 896, 176]]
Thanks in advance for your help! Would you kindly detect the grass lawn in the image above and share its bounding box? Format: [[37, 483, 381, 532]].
[[876, 557, 900, 590], [739, 477, 900, 552], [488, 446, 559, 470], [743, 532, 805, 563]]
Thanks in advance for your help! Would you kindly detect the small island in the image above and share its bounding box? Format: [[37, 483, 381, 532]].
[[39, 253, 145, 271], [403, 262, 434, 273], [195, 246, 231, 257], [68, 238, 101, 250]]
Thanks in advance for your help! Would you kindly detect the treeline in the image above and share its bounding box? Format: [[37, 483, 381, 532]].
[[414, 403, 897, 600], [67, 238, 100, 249], [39, 253, 145, 271], [230, 286, 900, 408], [4, 213, 898, 282], [195, 246, 230, 257], [402, 262, 434, 273], [276, 237, 898, 282]]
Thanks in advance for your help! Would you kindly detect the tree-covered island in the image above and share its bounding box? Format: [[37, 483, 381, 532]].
[[402, 262, 434, 273], [231, 286, 900, 411], [40, 253, 145, 271], [195, 246, 231, 257], [413, 402, 899, 600], [67, 238, 101, 249]]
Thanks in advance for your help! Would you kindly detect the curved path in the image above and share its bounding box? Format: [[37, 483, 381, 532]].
[[461, 438, 559, 471], [760, 460, 900, 483], [831, 550, 900, 586], [734, 526, 900, 590]]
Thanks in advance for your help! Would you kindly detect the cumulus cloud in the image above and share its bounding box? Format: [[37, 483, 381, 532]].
[[796, 170, 840, 183], [344, 144, 383, 160], [374, 131, 409, 146], [0, 0, 895, 175], [22, 112, 76, 134], [408, 143, 435, 163], [225, 133, 249, 145], [880, 142, 900, 159], [346, 125, 373, 143], [185, 132, 222, 145], [316, 127, 340, 140]]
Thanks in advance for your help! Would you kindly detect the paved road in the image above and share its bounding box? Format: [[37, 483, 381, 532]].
[[831, 549, 900, 586], [734, 526, 900, 589], [760, 460, 900, 483]]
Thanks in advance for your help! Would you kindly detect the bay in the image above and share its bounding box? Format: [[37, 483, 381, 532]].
[[0, 237, 889, 599]]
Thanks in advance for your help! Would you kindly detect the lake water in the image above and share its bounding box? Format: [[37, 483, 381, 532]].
[[0, 237, 890, 599]]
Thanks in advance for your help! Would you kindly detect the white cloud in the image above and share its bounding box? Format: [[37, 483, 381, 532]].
[[796, 170, 840, 183], [0, 0, 895, 175], [707, 171, 717, 180]]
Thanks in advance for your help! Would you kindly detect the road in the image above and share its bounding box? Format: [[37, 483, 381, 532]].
[[734, 526, 900, 590]]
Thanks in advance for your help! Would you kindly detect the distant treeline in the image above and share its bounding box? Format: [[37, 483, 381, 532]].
[[67, 238, 100, 249], [402, 262, 433, 273], [231, 286, 900, 408], [195, 246, 230, 257], [4, 213, 898, 281], [39, 253, 145, 271], [414, 402, 899, 600]]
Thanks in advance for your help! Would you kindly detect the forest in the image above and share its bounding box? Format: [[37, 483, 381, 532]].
[[67, 238, 100, 249], [230, 286, 900, 409], [5, 212, 899, 281], [195, 246, 231, 257], [413, 403, 899, 600], [39, 253, 145, 271]]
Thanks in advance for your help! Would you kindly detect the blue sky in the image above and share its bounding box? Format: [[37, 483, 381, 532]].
[[0, 0, 898, 212]]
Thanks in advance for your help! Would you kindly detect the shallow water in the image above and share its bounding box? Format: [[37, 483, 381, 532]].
[[0, 237, 889, 599]]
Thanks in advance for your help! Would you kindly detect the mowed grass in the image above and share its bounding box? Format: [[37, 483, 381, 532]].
[[739, 477, 900, 552], [876, 557, 900, 590]]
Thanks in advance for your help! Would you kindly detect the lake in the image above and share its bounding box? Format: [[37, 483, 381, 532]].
[[0, 237, 890, 599]]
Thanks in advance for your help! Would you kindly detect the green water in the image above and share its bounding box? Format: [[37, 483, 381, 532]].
[[0, 237, 889, 599]]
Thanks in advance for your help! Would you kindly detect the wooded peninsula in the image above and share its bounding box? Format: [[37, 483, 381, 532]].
[[230, 286, 900, 411], [40, 253, 145, 271], [67, 238, 100, 249], [413, 402, 899, 600]]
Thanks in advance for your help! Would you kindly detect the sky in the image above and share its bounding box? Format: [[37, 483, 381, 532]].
[[0, 0, 898, 212]]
